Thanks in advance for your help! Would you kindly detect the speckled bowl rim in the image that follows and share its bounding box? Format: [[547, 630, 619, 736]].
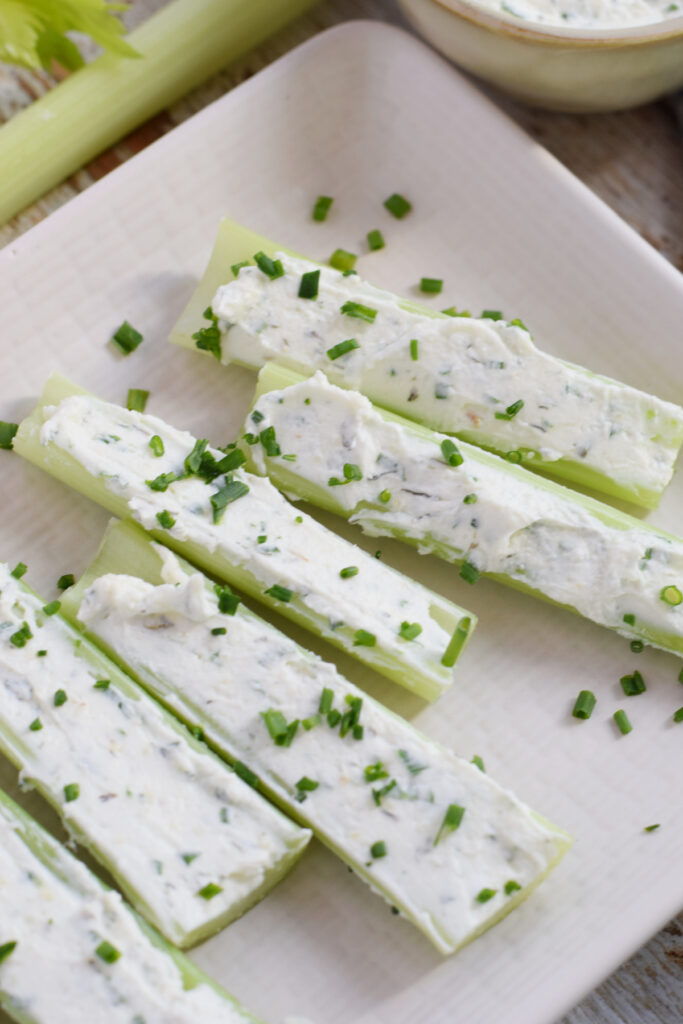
[[428, 0, 683, 46]]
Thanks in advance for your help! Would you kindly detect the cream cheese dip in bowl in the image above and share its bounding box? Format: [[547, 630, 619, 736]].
[[397, 0, 683, 111]]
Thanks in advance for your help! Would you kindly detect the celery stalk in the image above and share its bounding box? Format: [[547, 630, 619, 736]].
[[0, 0, 317, 225], [0, 788, 265, 1024], [247, 362, 683, 659]]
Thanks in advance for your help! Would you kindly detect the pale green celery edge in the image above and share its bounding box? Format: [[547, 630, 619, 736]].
[[0, 788, 264, 1024], [60, 517, 572, 957], [250, 361, 683, 660], [0, 570, 309, 951], [168, 217, 683, 510], [13, 374, 474, 703]]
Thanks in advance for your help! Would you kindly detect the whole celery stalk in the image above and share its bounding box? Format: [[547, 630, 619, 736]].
[[0, 0, 317, 224]]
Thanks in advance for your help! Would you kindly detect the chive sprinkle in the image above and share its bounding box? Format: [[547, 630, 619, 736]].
[[265, 584, 293, 603], [192, 311, 222, 360], [126, 388, 149, 413], [10, 562, 27, 579], [197, 883, 223, 901], [420, 278, 443, 294], [505, 450, 523, 464], [410, 338, 419, 361], [630, 640, 644, 653], [231, 260, 250, 276], [149, 435, 164, 457], [233, 761, 258, 789], [572, 690, 596, 719], [353, 724, 364, 740], [504, 880, 522, 895], [353, 629, 376, 647], [54, 689, 67, 706], [329, 249, 357, 273], [367, 229, 385, 251], [210, 480, 250, 523], [644, 824, 661, 832], [383, 193, 412, 219], [64, 783, 80, 802], [434, 804, 465, 845], [0, 422, 18, 450], [95, 940, 121, 963], [0, 942, 17, 965], [312, 195, 333, 221], [93, 679, 110, 690], [340, 566, 359, 578], [441, 438, 463, 466], [620, 671, 646, 696], [302, 715, 320, 730], [344, 463, 362, 481], [29, 718, 42, 731], [475, 888, 497, 903], [340, 300, 377, 323], [181, 852, 200, 864], [399, 621, 422, 641], [319, 688, 334, 714], [261, 708, 289, 743], [370, 840, 387, 859], [463, 493, 477, 504], [57, 574, 74, 590], [214, 583, 240, 616], [509, 318, 528, 331], [155, 510, 175, 530], [613, 709, 633, 735], [379, 489, 391, 503], [441, 616, 472, 667], [622, 613, 635, 626], [299, 269, 320, 300], [660, 585, 682, 606], [111, 321, 143, 355], [254, 251, 284, 279], [471, 755, 485, 772], [481, 310, 503, 321], [327, 338, 360, 360], [185, 438, 209, 474], [145, 472, 178, 492], [327, 709, 341, 727], [37, 650, 47, 657], [9, 623, 32, 648], [494, 399, 524, 421], [211, 627, 227, 636], [295, 777, 319, 802], [364, 762, 389, 782], [673, 707, 683, 723], [372, 780, 396, 806], [42, 600, 60, 616], [259, 426, 281, 457], [459, 561, 481, 585]]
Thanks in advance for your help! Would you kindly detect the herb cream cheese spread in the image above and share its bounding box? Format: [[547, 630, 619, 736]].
[[470, 0, 680, 29]]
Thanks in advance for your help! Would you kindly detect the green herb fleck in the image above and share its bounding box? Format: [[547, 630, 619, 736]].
[[471, 755, 485, 772], [260, 426, 281, 457], [155, 510, 175, 530], [660, 585, 682, 606], [434, 803, 465, 845], [459, 561, 481, 585], [494, 399, 524, 421], [233, 761, 259, 789], [29, 718, 42, 732], [9, 622, 32, 648], [673, 707, 683, 723], [620, 671, 646, 697], [57, 574, 74, 590], [126, 388, 149, 413], [341, 300, 377, 323], [384, 193, 412, 219], [0, 942, 17, 965], [295, 777, 319, 802], [644, 824, 661, 832], [613, 709, 632, 735], [370, 840, 387, 858], [211, 480, 250, 523], [475, 888, 497, 903], [379, 489, 391, 503], [481, 310, 503, 321], [254, 251, 284, 279], [420, 277, 443, 294], [10, 562, 27, 579], [399, 621, 422, 641], [197, 882, 223, 901], [327, 338, 360, 360], [367, 229, 385, 251], [93, 679, 110, 690], [340, 566, 359, 579], [572, 690, 596, 720], [353, 629, 376, 647], [441, 616, 472, 667], [441, 438, 463, 466], [504, 880, 522, 895], [96, 940, 121, 963], [313, 195, 333, 221], [41, 600, 60, 616], [409, 338, 419, 361], [365, 762, 389, 782], [111, 321, 143, 355], [0, 422, 18, 450], [265, 584, 293, 603], [149, 435, 164, 457], [214, 584, 240, 616], [319, 688, 334, 715], [299, 269, 321, 299], [211, 627, 227, 636], [231, 260, 250, 276], [64, 783, 79, 802], [329, 249, 357, 273]]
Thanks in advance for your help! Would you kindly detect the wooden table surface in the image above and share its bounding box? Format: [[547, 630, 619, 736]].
[[1, 1, 681, 1020]]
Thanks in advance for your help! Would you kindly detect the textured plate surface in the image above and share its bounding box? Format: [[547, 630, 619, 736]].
[[1, 22, 682, 1024]]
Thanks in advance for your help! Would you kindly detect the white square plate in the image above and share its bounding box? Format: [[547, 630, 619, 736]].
[[1, 22, 682, 1024]]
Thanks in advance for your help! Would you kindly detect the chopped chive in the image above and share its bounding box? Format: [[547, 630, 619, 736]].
[[329, 249, 357, 273], [282, 454, 297, 462], [441, 616, 472, 667], [10, 562, 27, 579], [379, 489, 391, 503], [372, 779, 396, 806], [193, 317, 222, 360], [155, 510, 175, 530], [312, 195, 333, 221], [29, 718, 42, 731], [299, 269, 320, 300], [257, 535, 267, 544], [442, 306, 471, 317], [475, 888, 497, 903], [0, 942, 17, 964], [420, 277, 443, 294], [471, 755, 485, 772], [36, 650, 47, 657], [459, 561, 481, 585], [620, 671, 646, 696], [398, 749, 426, 775], [660, 585, 682, 606], [41, 600, 60, 616], [0, 422, 18, 450], [509, 318, 528, 331], [57, 574, 74, 590], [214, 583, 240, 616], [409, 338, 419, 361], [327, 709, 341, 727], [111, 321, 143, 355], [399, 621, 422, 641], [441, 438, 463, 467], [463, 493, 477, 504], [340, 566, 359, 578], [327, 338, 360, 360], [259, 425, 281, 457], [53, 689, 67, 706], [572, 690, 596, 719], [219, 807, 229, 823], [673, 707, 683, 723], [494, 399, 524, 421], [434, 803, 465, 845], [504, 880, 522, 895], [145, 472, 178, 493], [340, 695, 362, 738], [185, 438, 209, 474], [9, 622, 33, 648], [302, 715, 320, 731], [211, 627, 227, 636], [630, 640, 644, 653], [210, 480, 250, 523], [149, 435, 164, 457], [319, 688, 334, 714], [231, 260, 250, 276], [189, 724, 204, 742], [481, 310, 503, 321], [364, 762, 388, 782], [340, 300, 377, 323], [181, 852, 200, 864], [613, 709, 632, 735], [622, 613, 636, 626], [126, 388, 149, 413], [367, 228, 385, 251], [95, 940, 121, 963], [370, 840, 387, 859], [265, 584, 293, 603], [383, 193, 411, 219], [93, 679, 110, 690], [353, 629, 376, 647], [197, 882, 223, 901], [63, 782, 79, 802], [212, 448, 246, 475], [295, 777, 319, 802], [343, 463, 362, 481], [233, 761, 258, 789], [644, 823, 661, 832], [353, 724, 364, 740], [254, 251, 284, 280], [261, 708, 289, 743], [505, 450, 523, 464]]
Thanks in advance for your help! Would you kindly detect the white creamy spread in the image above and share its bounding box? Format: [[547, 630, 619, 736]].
[[39, 394, 464, 699], [0, 564, 307, 947], [211, 254, 683, 502], [249, 374, 683, 646], [76, 552, 569, 955], [469, 0, 680, 28], [0, 814, 260, 1023]]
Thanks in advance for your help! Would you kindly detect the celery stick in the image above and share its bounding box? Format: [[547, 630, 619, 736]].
[[169, 218, 683, 509], [14, 374, 475, 702], [0, 788, 265, 1024], [0, 0, 317, 224], [246, 363, 683, 659], [0, 559, 309, 949], [60, 518, 571, 956]]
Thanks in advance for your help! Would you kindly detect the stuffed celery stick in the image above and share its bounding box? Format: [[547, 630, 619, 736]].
[[0, 559, 309, 949], [246, 365, 683, 658], [14, 375, 475, 702], [0, 788, 265, 1024], [169, 219, 683, 509], [59, 518, 571, 956]]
